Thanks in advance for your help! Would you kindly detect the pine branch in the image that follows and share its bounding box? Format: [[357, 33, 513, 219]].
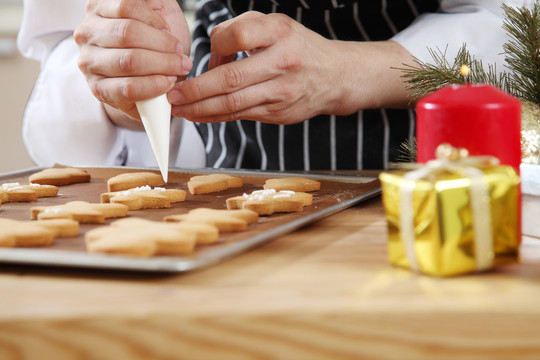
[[396, 44, 510, 102], [396, 137, 417, 163], [393, 2, 540, 163], [502, 3, 540, 105]]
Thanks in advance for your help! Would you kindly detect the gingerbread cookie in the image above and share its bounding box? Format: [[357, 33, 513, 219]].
[[101, 186, 186, 210], [0, 182, 58, 203], [263, 177, 320, 192], [85, 218, 214, 256], [0, 218, 79, 247], [87, 217, 219, 247], [164, 208, 259, 232], [187, 174, 243, 195], [32, 218, 80, 237], [29, 167, 91, 186], [170, 222, 220, 245], [107, 172, 165, 192], [226, 189, 312, 215], [31, 201, 129, 224]]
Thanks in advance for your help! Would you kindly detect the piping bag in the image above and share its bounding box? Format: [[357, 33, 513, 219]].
[[135, 94, 171, 183]]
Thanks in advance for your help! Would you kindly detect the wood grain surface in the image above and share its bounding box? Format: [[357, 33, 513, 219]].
[[1, 195, 540, 359]]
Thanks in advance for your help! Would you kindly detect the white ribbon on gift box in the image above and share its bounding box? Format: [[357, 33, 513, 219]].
[[399, 156, 498, 273]]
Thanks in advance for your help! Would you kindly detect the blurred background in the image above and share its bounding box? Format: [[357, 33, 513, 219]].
[[0, 0, 197, 174], [0, 0, 38, 173]]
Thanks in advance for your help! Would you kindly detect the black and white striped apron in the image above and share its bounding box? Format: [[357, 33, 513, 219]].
[[190, 0, 440, 170]]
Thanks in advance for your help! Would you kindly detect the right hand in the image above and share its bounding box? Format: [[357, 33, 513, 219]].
[[74, 0, 192, 125]]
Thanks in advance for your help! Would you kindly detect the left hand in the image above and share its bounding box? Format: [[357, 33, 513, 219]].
[[167, 11, 347, 125]]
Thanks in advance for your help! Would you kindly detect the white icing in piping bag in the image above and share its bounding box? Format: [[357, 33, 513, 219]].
[[135, 94, 171, 183]]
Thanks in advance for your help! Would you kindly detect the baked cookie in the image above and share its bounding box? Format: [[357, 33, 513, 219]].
[[85, 218, 218, 256], [263, 177, 321, 192], [226, 189, 312, 215], [29, 167, 91, 186], [31, 201, 129, 224], [101, 186, 186, 210], [87, 217, 219, 247], [169, 222, 220, 245], [164, 208, 259, 232], [187, 174, 243, 195], [107, 172, 165, 192], [0, 218, 79, 247], [0, 182, 58, 202]]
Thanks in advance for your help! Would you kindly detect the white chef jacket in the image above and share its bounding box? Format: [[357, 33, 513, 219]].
[[16, 0, 533, 168]]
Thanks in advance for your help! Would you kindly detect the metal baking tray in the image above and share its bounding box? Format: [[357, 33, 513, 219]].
[[0, 166, 380, 272]]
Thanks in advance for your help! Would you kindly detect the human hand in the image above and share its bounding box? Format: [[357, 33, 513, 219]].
[[168, 11, 347, 125], [168, 11, 416, 125], [74, 0, 193, 126]]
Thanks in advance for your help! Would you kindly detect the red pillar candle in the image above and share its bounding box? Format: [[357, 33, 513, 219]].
[[416, 84, 521, 171]]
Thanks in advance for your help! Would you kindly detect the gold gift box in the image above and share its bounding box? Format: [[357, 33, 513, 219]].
[[380, 163, 520, 277]]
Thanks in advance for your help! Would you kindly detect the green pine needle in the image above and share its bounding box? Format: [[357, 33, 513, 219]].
[[502, 3, 540, 104], [396, 44, 511, 102], [395, 2, 539, 105], [396, 137, 417, 163]]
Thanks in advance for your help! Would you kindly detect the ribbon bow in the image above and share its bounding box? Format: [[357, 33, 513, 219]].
[[400, 143, 499, 273]]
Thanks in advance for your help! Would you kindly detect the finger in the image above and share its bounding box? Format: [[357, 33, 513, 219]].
[[178, 102, 302, 125], [210, 12, 284, 56], [87, 0, 170, 32], [89, 74, 177, 106], [78, 46, 191, 78], [168, 53, 280, 105], [171, 83, 272, 119], [209, 11, 264, 35], [176, 100, 269, 123], [75, 17, 183, 55], [171, 77, 303, 121], [208, 52, 235, 70]]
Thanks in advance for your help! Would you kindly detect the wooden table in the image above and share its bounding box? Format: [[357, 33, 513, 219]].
[[1, 197, 540, 359]]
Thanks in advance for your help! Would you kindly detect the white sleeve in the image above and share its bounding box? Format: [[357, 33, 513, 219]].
[[21, 37, 127, 167], [17, 0, 129, 167], [17, 0, 87, 64], [392, 0, 535, 69]]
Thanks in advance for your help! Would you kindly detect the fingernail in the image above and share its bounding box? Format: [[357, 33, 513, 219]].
[[167, 76, 177, 85], [182, 56, 192, 72], [168, 89, 183, 104]]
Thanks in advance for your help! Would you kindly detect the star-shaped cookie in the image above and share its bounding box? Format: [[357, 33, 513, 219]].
[[85, 218, 218, 256], [101, 186, 186, 210], [164, 208, 259, 232], [263, 177, 320, 192], [187, 174, 243, 195], [29, 167, 91, 186], [226, 189, 312, 215], [31, 201, 129, 224], [0, 182, 58, 202], [0, 218, 79, 247], [107, 172, 165, 192]]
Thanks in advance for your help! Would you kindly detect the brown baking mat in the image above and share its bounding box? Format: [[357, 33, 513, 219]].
[[0, 166, 380, 272]]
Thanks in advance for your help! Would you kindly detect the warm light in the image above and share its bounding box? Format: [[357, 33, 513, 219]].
[[460, 65, 470, 77]]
